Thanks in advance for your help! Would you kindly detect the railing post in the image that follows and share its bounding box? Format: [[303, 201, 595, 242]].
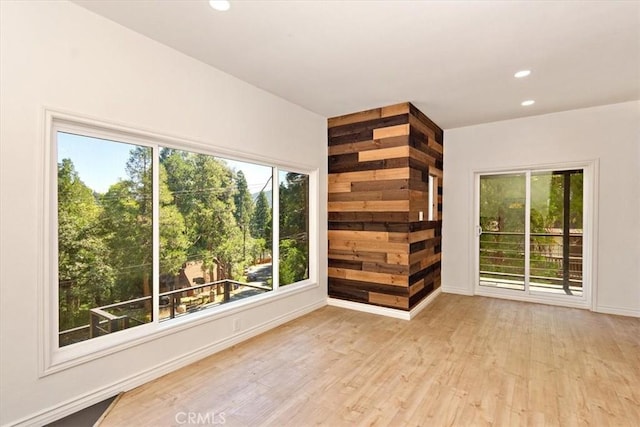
[[90, 311, 97, 338], [224, 280, 230, 302], [562, 172, 572, 295]]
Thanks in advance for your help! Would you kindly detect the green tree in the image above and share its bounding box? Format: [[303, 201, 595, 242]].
[[160, 148, 196, 215], [278, 239, 307, 285], [279, 173, 309, 239], [58, 159, 113, 330], [278, 172, 309, 284], [191, 154, 244, 279], [160, 150, 245, 280], [159, 164, 189, 282], [251, 191, 272, 259], [233, 170, 254, 261], [100, 147, 153, 312]]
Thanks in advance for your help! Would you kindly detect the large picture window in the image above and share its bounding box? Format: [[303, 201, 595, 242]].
[[53, 120, 312, 350]]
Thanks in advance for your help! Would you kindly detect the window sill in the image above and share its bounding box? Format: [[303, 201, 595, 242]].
[[42, 280, 319, 377]]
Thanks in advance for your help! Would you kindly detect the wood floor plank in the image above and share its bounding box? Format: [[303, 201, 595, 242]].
[[98, 295, 640, 427]]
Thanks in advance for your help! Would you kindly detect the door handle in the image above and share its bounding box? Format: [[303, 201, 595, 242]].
[[477, 226, 483, 237]]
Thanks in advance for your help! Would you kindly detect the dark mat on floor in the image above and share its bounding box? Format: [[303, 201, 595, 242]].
[[46, 396, 117, 427]]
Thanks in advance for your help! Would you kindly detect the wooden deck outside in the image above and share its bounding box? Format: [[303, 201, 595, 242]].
[[98, 294, 640, 426]]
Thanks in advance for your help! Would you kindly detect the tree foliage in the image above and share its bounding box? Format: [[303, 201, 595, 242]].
[[251, 191, 272, 251], [57, 144, 310, 340], [160, 150, 245, 280], [234, 170, 254, 260], [278, 172, 309, 285], [57, 159, 113, 330]]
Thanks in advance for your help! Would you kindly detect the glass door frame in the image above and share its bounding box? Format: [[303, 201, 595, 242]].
[[473, 161, 597, 310]]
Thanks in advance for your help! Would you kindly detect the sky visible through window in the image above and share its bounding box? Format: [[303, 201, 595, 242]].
[[57, 132, 274, 194], [57, 132, 132, 193]]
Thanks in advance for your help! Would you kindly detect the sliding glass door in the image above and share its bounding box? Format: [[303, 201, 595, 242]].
[[477, 168, 585, 300], [530, 170, 583, 296], [478, 173, 527, 291]]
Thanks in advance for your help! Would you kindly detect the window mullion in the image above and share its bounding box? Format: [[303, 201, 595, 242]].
[[272, 167, 280, 291], [152, 145, 160, 324]]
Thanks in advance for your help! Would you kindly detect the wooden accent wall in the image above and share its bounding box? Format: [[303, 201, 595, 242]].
[[328, 102, 443, 311]]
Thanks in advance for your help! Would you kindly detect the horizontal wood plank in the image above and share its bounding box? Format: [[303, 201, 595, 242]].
[[409, 146, 435, 167], [328, 200, 410, 213], [328, 267, 408, 287], [328, 135, 408, 156], [328, 167, 410, 184], [328, 212, 410, 223], [329, 156, 409, 174], [373, 123, 410, 140], [328, 189, 409, 202], [358, 145, 409, 162], [361, 262, 409, 275], [409, 278, 425, 297], [368, 292, 409, 309], [329, 278, 409, 296], [350, 179, 410, 192], [409, 228, 436, 243], [329, 239, 408, 254], [386, 252, 409, 266], [328, 249, 388, 263], [381, 102, 410, 118], [328, 230, 390, 242], [328, 108, 381, 128], [328, 181, 352, 193]]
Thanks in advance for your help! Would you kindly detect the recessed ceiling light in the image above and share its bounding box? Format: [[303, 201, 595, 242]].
[[521, 100, 535, 106], [514, 70, 531, 78], [209, 0, 230, 11]]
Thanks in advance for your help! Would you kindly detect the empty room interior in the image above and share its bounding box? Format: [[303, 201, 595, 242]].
[[1, 1, 639, 426]]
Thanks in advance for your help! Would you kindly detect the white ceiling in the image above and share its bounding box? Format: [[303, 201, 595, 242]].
[[74, 0, 640, 129]]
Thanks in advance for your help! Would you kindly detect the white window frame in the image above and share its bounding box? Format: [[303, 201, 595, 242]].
[[39, 109, 318, 376], [471, 160, 598, 310]]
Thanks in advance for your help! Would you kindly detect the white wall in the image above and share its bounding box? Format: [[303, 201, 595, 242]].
[[0, 2, 327, 425], [442, 101, 640, 316]]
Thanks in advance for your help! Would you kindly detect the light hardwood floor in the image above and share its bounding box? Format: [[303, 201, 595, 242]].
[[99, 294, 640, 426]]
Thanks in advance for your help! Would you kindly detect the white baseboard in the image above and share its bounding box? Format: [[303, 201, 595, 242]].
[[327, 288, 442, 321], [475, 288, 591, 310], [7, 300, 326, 427], [327, 298, 410, 320], [441, 285, 474, 296], [442, 285, 639, 318], [594, 304, 640, 318]]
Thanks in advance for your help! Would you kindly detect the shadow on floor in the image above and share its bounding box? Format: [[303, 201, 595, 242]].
[[46, 395, 117, 427]]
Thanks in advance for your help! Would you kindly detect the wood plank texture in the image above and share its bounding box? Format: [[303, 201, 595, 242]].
[[98, 295, 640, 427], [372, 123, 410, 140], [328, 135, 408, 156], [358, 145, 409, 162], [327, 103, 443, 310]]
